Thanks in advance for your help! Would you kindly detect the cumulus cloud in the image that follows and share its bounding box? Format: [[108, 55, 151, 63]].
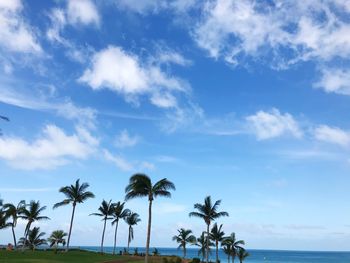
[[0, 125, 98, 170], [246, 108, 302, 140], [314, 68, 350, 95], [0, 0, 42, 54], [114, 130, 139, 148], [66, 0, 100, 26], [79, 45, 189, 108], [314, 125, 350, 147]]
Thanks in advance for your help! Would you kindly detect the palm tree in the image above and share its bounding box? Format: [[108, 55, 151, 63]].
[[18, 227, 47, 251], [20, 201, 49, 250], [172, 228, 196, 258], [222, 233, 245, 263], [0, 210, 10, 230], [195, 232, 214, 262], [53, 179, 95, 251], [48, 230, 67, 253], [189, 196, 229, 263], [111, 201, 130, 255], [125, 173, 175, 263], [210, 223, 225, 263], [124, 212, 141, 253], [237, 248, 249, 263], [90, 200, 114, 253], [3, 200, 26, 248], [222, 243, 233, 263]]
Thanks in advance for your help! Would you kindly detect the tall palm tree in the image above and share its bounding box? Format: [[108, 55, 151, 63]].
[[124, 212, 141, 253], [237, 248, 249, 263], [111, 201, 130, 255], [53, 179, 95, 251], [172, 228, 196, 258], [222, 233, 245, 263], [18, 227, 47, 251], [210, 223, 225, 263], [195, 232, 214, 262], [189, 196, 229, 263], [3, 200, 26, 248], [125, 173, 175, 263], [20, 201, 49, 250], [90, 200, 114, 254], [48, 230, 67, 254]]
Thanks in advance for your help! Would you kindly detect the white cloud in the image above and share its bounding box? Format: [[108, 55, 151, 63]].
[[314, 68, 350, 95], [0, 125, 98, 170], [66, 0, 100, 26], [114, 130, 139, 148], [0, 0, 42, 54], [246, 108, 302, 140], [314, 125, 350, 147], [103, 150, 134, 171], [79, 45, 189, 108]]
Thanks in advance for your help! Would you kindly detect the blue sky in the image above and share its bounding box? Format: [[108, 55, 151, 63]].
[[1, 0, 350, 251]]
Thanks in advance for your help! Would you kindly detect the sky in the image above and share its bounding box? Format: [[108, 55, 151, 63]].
[[1, 0, 350, 252]]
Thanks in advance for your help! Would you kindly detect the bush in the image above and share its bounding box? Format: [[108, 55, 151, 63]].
[[191, 258, 201, 263], [162, 258, 169, 263], [175, 256, 182, 263]]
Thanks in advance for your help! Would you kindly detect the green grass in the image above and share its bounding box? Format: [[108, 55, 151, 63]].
[[0, 250, 145, 263]]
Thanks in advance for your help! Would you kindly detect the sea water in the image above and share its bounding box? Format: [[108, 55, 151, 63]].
[[80, 246, 350, 263]]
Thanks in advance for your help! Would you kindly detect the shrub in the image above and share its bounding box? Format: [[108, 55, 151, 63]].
[[191, 258, 201, 263], [162, 257, 169, 263], [175, 256, 182, 263]]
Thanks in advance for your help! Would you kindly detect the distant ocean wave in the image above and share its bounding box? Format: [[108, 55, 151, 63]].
[[79, 246, 350, 263]]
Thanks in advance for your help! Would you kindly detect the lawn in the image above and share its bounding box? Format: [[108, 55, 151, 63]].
[[0, 250, 146, 263]]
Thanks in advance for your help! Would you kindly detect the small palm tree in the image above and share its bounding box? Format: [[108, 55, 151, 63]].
[[19, 201, 49, 250], [18, 227, 47, 251], [195, 232, 214, 262], [172, 228, 196, 258], [152, 247, 160, 256], [189, 196, 229, 263], [125, 173, 175, 263], [222, 243, 233, 263], [222, 233, 245, 263], [111, 201, 130, 255], [124, 212, 141, 253], [90, 200, 114, 253], [48, 230, 67, 254], [210, 223, 225, 263], [237, 248, 249, 263], [3, 200, 26, 248], [53, 179, 95, 251]]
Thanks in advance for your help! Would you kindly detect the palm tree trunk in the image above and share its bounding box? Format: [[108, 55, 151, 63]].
[[100, 218, 107, 254], [11, 225, 17, 248], [145, 200, 153, 263], [227, 255, 230, 263], [113, 219, 119, 255], [22, 224, 30, 251], [127, 226, 131, 253], [216, 241, 219, 263], [66, 203, 76, 252], [206, 223, 210, 263], [184, 245, 186, 259]]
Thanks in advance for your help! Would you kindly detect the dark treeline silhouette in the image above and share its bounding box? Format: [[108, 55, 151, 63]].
[[0, 174, 248, 262]]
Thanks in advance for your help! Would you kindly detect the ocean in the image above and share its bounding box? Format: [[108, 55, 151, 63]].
[[80, 246, 350, 263]]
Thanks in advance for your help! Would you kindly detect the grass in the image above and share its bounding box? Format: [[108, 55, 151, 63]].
[[0, 250, 146, 263]]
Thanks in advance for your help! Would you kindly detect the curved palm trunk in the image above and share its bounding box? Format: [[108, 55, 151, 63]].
[[66, 203, 76, 252], [11, 225, 17, 248], [215, 241, 219, 263], [206, 223, 210, 263], [113, 219, 119, 255], [100, 218, 107, 254], [22, 224, 30, 251], [145, 200, 152, 263]]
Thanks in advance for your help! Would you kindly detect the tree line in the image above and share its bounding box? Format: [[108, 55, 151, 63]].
[[0, 174, 248, 263]]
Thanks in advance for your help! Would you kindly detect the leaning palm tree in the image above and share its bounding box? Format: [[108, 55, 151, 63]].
[[189, 196, 229, 263], [237, 248, 249, 263], [125, 173, 175, 263], [53, 179, 95, 251], [195, 232, 214, 262], [3, 200, 26, 248], [124, 212, 141, 253], [18, 227, 47, 251], [20, 201, 49, 250], [172, 228, 196, 258], [222, 233, 245, 263], [111, 201, 130, 255], [48, 230, 67, 254], [90, 200, 114, 254], [210, 223, 225, 263]]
